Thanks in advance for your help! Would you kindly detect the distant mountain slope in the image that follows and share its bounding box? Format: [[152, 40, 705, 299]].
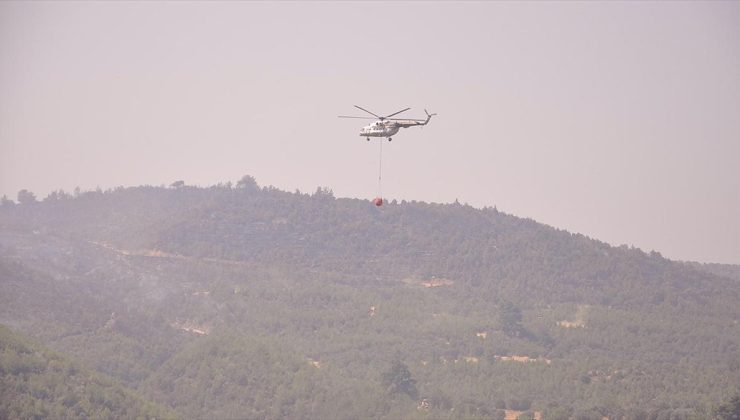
[[0, 324, 174, 419], [2, 183, 736, 313], [0, 182, 738, 418], [689, 262, 740, 282]]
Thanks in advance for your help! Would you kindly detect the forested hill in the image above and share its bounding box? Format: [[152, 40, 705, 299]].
[[1, 180, 739, 419], [2, 181, 737, 313], [0, 324, 174, 419]]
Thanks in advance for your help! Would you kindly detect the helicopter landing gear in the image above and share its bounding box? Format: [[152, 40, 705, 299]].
[[388, 137, 392, 142], [366, 137, 370, 141]]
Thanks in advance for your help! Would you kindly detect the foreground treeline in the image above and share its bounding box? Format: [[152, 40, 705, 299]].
[[0, 325, 173, 419], [1, 179, 739, 419]]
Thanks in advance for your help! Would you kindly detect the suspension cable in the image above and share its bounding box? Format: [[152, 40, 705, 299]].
[[378, 138, 383, 198]]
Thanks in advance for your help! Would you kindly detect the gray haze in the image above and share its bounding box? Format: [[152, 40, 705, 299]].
[[1, 1, 738, 263]]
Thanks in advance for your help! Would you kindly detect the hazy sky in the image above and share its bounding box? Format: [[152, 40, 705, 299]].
[[1, 1, 738, 264]]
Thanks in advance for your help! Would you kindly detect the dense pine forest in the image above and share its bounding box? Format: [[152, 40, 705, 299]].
[[1, 178, 739, 419]]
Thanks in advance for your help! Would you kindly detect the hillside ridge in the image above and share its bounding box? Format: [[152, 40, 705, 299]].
[[1, 181, 739, 418]]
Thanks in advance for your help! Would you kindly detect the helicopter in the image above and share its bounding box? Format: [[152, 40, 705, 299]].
[[338, 105, 436, 141]]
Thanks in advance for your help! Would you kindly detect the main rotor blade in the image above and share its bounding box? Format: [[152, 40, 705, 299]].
[[384, 107, 411, 119], [354, 105, 380, 118], [387, 118, 426, 122], [338, 116, 376, 119]]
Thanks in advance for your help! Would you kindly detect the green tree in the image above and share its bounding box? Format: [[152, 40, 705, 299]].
[[714, 395, 740, 420], [381, 359, 418, 399], [17, 189, 37, 205], [236, 175, 258, 190], [498, 301, 524, 336]]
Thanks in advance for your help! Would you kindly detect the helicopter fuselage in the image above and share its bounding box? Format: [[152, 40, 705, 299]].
[[360, 121, 400, 138]]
